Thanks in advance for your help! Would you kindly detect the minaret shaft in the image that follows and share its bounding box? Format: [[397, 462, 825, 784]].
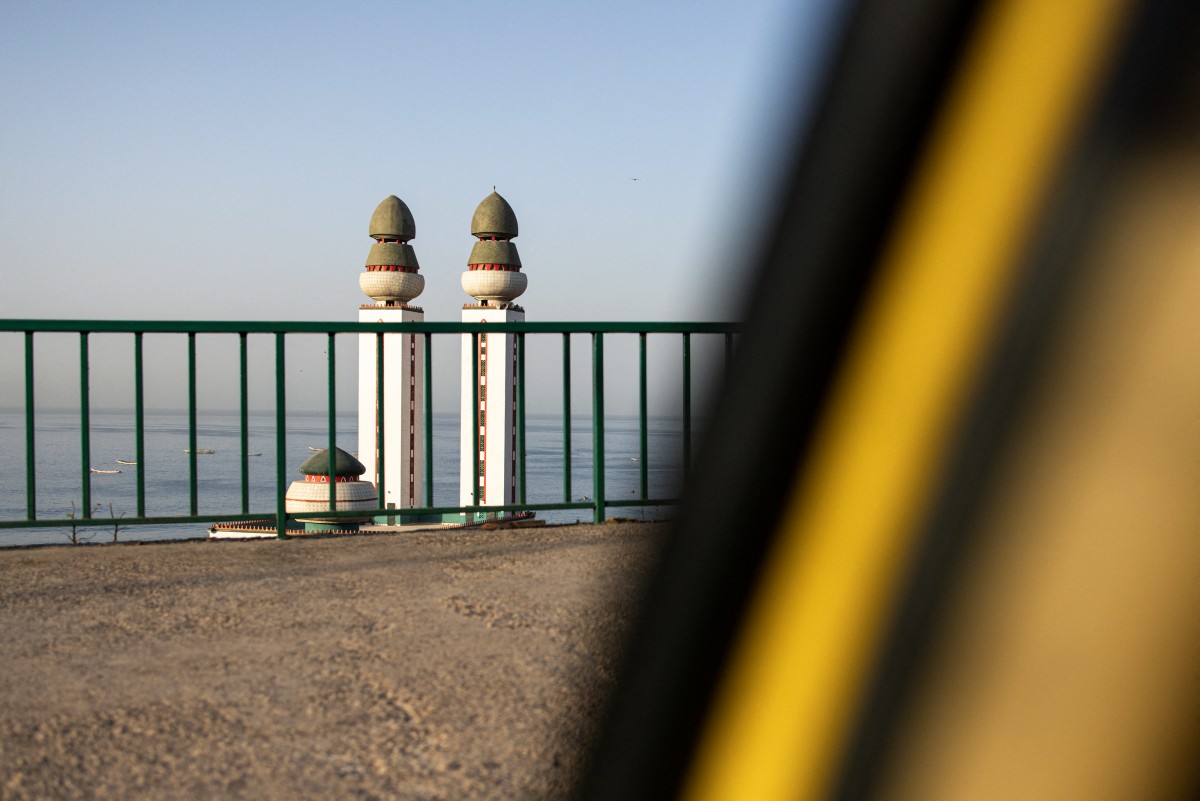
[[358, 307, 425, 516], [459, 306, 523, 520]]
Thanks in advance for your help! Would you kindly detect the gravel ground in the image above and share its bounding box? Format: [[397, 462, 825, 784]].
[[0, 522, 663, 801]]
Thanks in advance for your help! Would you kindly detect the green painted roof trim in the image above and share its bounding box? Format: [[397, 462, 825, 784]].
[[299, 447, 366, 477]]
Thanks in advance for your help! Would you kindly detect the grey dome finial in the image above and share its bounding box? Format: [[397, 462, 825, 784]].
[[470, 191, 518, 240], [369, 195, 416, 242]]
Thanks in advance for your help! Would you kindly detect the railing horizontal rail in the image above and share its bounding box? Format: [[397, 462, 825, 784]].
[[0, 320, 737, 335], [0, 512, 281, 530], [0, 499, 676, 531]]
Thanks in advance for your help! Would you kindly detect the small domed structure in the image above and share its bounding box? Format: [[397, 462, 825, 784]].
[[462, 190, 526, 306], [285, 447, 378, 530], [361, 195, 424, 305]]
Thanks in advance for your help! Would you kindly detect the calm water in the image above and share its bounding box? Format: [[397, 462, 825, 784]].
[[0, 409, 686, 547]]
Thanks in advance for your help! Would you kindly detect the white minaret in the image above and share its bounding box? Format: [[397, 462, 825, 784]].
[[460, 191, 527, 521], [357, 195, 426, 521]]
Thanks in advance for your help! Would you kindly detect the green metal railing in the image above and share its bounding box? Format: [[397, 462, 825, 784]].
[[1, 319, 737, 538]]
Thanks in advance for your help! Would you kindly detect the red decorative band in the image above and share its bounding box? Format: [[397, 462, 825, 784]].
[[467, 264, 520, 272], [365, 265, 418, 273], [304, 475, 359, 483]]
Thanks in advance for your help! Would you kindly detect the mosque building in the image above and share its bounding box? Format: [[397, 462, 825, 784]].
[[459, 191, 526, 521], [356, 195, 427, 521]]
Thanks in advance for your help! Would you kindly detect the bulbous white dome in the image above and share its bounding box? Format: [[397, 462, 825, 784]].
[[285, 479, 377, 524], [360, 271, 425, 304], [461, 270, 527, 304]]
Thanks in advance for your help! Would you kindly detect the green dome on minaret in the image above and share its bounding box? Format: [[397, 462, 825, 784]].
[[369, 195, 416, 242], [365, 242, 420, 269], [298, 447, 366, 477], [470, 191, 518, 239]]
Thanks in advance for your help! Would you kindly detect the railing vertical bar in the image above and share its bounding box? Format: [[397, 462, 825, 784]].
[[592, 332, 605, 524], [423, 332, 433, 508], [24, 332, 35, 520], [134, 332, 145, 517], [187, 332, 198, 516], [639, 332, 648, 500], [275, 332, 288, 538], [471, 331, 480, 519], [375, 332, 385, 514], [682, 332, 692, 481], [327, 332, 337, 515], [562, 333, 571, 505], [80, 332, 92, 518], [725, 332, 734, 373], [517, 332, 526, 505], [239, 333, 249, 514]]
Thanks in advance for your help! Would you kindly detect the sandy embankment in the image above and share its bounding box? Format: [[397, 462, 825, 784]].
[[0, 522, 663, 801]]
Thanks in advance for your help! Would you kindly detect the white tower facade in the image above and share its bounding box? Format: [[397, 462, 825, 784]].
[[460, 306, 523, 518], [357, 195, 426, 521], [359, 307, 424, 516], [459, 192, 527, 521]]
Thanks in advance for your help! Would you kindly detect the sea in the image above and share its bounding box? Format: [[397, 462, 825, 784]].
[[0, 408, 687, 548]]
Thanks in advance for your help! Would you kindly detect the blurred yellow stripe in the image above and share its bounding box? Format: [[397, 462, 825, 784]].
[[680, 2, 1131, 800]]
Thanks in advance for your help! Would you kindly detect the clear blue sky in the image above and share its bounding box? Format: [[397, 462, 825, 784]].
[[0, 0, 843, 412]]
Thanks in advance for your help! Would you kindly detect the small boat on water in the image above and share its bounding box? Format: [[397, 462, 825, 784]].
[[90, 468, 121, 474], [248, 452, 262, 457], [308, 446, 323, 451], [115, 459, 137, 465], [185, 448, 215, 454]]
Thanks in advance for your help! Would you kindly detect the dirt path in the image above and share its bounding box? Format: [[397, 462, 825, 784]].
[[0, 522, 663, 801]]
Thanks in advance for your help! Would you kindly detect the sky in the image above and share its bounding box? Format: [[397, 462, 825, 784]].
[[0, 0, 844, 413]]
